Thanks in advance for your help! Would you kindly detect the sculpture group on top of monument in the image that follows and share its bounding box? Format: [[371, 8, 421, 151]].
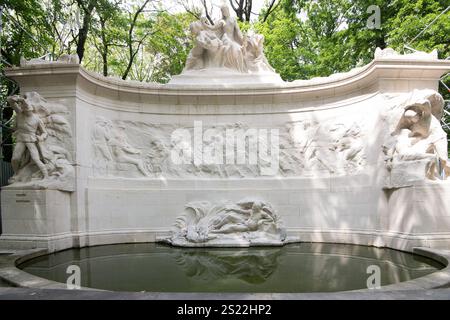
[[383, 89, 450, 188], [166, 198, 286, 247], [184, 4, 275, 74], [6, 92, 74, 191]]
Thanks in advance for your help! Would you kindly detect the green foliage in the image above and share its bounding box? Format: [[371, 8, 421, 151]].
[[256, 0, 449, 82], [146, 12, 196, 83], [1, 0, 53, 64], [2, 0, 448, 84]]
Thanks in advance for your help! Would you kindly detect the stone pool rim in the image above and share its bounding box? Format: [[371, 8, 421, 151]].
[[0, 243, 449, 297]]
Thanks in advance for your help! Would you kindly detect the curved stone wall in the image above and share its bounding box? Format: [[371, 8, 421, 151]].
[[1, 52, 450, 252]]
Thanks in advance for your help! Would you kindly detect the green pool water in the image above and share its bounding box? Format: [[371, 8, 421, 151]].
[[0, 277, 13, 287], [19, 243, 444, 293]]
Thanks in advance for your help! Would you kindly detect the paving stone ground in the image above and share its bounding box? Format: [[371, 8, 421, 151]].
[[0, 287, 449, 300]]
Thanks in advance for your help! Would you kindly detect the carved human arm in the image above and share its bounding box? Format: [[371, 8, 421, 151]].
[[202, 19, 225, 31], [233, 21, 244, 45], [37, 117, 48, 142], [256, 211, 275, 226], [7, 96, 23, 113], [104, 125, 112, 141], [122, 144, 141, 155], [225, 207, 250, 215]]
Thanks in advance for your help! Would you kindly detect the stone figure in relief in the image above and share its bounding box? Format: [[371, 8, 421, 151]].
[[283, 120, 366, 175], [328, 123, 365, 172], [209, 200, 277, 235], [109, 124, 150, 177], [384, 90, 450, 187], [91, 118, 368, 179], [166, 198, 286, 247], [93, 117, 113, 161], [8, 95, 49, 178], [7, 92, 74, 191], [145, 140, 168, 175], [182, 4, 276, 75]]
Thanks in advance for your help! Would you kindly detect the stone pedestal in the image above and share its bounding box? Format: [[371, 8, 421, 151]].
[[0, 189, 73, 251]]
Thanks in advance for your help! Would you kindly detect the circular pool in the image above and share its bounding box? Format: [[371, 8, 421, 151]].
[[19, 243, 444, 293]]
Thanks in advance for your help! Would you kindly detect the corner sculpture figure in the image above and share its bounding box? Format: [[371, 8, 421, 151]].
[[165, 198, 287, 247], [8, 95, 49, 179], [6, 92, 74, 191], [172, 3, 282, 84], [383, 89, 450, 188]]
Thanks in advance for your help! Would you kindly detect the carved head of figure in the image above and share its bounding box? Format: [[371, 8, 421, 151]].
[[190, 20, 204, 36], [424, 91, 445, 120], [400, 100, 432, 139], [409, 89, 445, 120], [251, 200, 263, 212], [7, 95, 25, 112], [16, 96, 34, 114], [200, 17, 209, 26], [393, 97, 433, 141], [23, 102, 34, 114], [245, 32, 265, 57], [220, 4, 231, 19], [95, 116, 111, 128], [116, 123, 127, 134]]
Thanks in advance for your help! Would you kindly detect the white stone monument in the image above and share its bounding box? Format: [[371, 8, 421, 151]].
[[168, 4, 283, 86], [1, 7, 450, 252]]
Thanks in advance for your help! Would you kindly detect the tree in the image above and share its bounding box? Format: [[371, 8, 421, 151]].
[[146, 12, 196, 83], [256, 0, 449, 81], [90, 0, 122, 76], [255, 0, 355, 81], [260, 0, 282, 22], [74, 0, 96, 62], [180, 0, 214, 25], [229, 0, 252, 22], [0, 0, 55, 161], [227, 0, 281, 22], [0, 0, 54, 65], [121, 0, 153, 80]]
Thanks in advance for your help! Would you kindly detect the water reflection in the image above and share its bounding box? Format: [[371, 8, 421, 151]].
[[19, 243, 443, 292], [172, 247, 282, 284]]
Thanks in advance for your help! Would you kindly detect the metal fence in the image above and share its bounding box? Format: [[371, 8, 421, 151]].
[[0, 160, 13, 235], [0, 159, 12, 187]]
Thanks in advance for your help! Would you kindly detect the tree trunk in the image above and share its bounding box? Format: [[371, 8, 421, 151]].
[[76, 0, 95, 63], [245, 0, 252, 22], [121, 0, 151, 80], [102, 49, 108, 76], [100, 19, 108, 76]]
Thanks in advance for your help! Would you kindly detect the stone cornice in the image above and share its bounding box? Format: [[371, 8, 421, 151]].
[[5, 57, 450, 103]]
